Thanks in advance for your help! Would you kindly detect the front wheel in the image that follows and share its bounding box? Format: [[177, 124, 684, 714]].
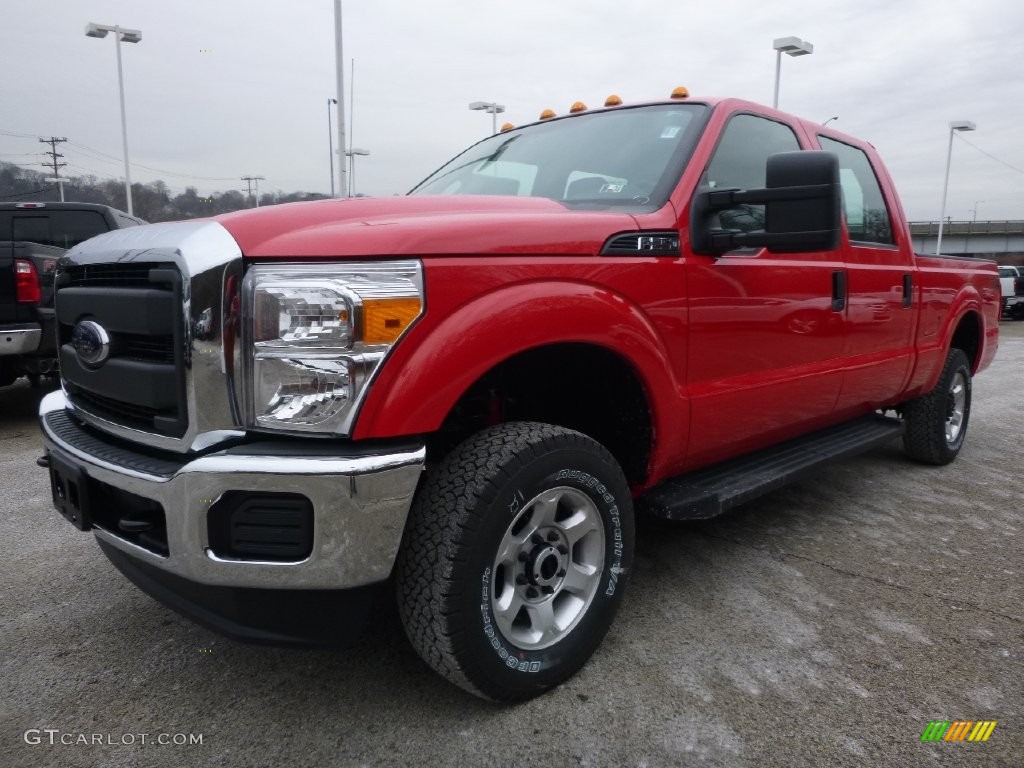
[[902, 347, 972, 465], [395, 422, 634, 701]]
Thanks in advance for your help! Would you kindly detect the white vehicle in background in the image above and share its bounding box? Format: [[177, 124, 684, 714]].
[[999, 265, 1024, 320]]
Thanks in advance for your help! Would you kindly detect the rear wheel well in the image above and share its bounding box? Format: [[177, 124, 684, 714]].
[[951, 312, 981, 370], [427, 344, 653, 486]]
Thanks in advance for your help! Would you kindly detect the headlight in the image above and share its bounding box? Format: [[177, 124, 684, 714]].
[[242, 260, 423, 434]]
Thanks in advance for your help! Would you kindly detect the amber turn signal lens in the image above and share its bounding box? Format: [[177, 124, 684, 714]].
[[362, 297, 422, 344]]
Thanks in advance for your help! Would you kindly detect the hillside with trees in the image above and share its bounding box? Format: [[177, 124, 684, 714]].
[[0, 161, 330, 222]]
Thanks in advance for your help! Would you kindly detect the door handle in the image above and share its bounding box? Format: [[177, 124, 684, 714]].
[[902, 274, 913, 308], [831, 270, 846, 312]]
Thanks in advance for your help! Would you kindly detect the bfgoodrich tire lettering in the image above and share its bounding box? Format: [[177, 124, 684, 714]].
[[395, 422, 634, 701], [902, 347, 972, 465]]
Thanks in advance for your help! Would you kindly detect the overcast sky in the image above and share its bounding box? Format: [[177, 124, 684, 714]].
[[3, 0, 1023, 220]]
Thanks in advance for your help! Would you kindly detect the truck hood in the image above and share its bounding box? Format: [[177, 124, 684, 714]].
[[215, 196, 641, 258]]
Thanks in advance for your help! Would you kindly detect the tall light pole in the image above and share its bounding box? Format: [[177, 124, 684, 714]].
[[971, 200, 985, 222], [85, 22, 141, 215], [937, 120, 976, 255], [334, 0, 348, 198], [772, 36, 813, 109], [327, 97, 338, 197], [469, 101, 506, 135], [345, 148, 369, 197]]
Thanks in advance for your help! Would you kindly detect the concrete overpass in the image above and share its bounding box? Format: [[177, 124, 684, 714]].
[[909, 220, 1024, 263]]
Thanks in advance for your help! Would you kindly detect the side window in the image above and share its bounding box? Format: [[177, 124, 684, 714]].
[[702, 114, 801, 232], [818, 136, 894, 245]]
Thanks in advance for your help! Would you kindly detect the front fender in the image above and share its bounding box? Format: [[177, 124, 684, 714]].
[[352, 278, 687, 473]]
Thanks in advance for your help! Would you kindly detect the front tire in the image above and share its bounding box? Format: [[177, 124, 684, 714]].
[[395, 422, 634, 701], [902, 347, 972, 465]]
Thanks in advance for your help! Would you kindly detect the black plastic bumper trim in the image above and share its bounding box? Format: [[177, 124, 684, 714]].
[[97, 538, 378, 647]]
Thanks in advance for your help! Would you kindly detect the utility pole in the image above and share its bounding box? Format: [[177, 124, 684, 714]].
[[241, 175, 265, 208], [39, 137, 68, 201]]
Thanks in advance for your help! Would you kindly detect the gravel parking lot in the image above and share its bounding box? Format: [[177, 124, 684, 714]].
[[2, 323, 1021, 768]]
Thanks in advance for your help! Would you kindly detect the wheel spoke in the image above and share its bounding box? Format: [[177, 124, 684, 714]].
[[524, 598, 558, 641], [493, 589, 525, 638], [494, 532, 526, 568], [561, 562, 599, 595], [529, 493, 560, 527], [560, 509, 600, 546]]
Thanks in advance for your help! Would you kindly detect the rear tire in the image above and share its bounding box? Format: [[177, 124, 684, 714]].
[[902, 348, 972, 465], [395, 422, 634, 701]]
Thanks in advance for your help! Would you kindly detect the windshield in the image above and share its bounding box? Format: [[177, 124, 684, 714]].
[[410, 104, 708, 212]]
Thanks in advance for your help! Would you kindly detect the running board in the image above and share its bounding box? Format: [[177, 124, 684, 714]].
[[639, 415, 904, 521]]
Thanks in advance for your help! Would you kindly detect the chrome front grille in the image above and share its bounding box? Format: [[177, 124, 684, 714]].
[[57, 264, 187, 437], [56, 220, 246, 453]]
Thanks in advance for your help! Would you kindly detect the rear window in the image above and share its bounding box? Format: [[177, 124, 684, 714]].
[[1, 210, 110, 249], [999, 267, 1017, 278]]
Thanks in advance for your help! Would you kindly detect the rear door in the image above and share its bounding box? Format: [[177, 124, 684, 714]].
[[817, 136, 916, 412]]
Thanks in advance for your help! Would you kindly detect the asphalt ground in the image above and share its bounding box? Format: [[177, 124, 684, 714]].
[[2, 322, 1021, 768]]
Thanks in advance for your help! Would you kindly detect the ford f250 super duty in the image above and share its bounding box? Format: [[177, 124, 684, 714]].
[[38, 92, 1000, 701]]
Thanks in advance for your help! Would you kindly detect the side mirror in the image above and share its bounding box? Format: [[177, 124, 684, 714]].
[[690, 150, 841, 255]]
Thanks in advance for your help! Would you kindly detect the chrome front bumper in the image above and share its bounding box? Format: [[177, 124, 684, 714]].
[[39, 390, 425, 591]]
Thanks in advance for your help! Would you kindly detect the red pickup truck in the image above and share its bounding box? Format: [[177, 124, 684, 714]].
[[39, 93, 1000, 701]]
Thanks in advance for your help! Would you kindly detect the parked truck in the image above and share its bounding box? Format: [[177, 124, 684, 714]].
[[39, 92, 1000, 701], [998, 265, 1024, 319], [0, 202, 143, 386]]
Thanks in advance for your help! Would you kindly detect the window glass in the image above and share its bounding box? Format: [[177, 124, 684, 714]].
[[8, 211, 109, 248], [11, 216, 50, 245], [818, 136, 894, 245], [412, 104, 708, 212], [702, 114, 801, 232]]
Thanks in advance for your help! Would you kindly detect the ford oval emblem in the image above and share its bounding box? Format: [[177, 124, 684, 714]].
[[71, 320, 111, 368]]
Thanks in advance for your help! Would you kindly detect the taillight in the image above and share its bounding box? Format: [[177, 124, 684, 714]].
[[14, 259, 41, 304]]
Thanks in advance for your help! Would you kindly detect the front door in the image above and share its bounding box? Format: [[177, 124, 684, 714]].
[[685, 112, 845, 468]]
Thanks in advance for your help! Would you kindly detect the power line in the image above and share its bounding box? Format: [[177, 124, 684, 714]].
[[0, 187, 49, 199], [66, 139, 238, 181], [0, 128, 39, 140], [954, 133, 1024, 177]]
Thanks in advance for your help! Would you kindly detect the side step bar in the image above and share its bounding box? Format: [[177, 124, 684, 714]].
[[639, 415, 904, 521]]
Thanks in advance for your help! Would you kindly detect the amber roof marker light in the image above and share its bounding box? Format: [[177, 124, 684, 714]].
[[670, 87, 689, 99], [569, 101, 587, 113], [604, 94, 623, 107], [539, 109, 556, 120]]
